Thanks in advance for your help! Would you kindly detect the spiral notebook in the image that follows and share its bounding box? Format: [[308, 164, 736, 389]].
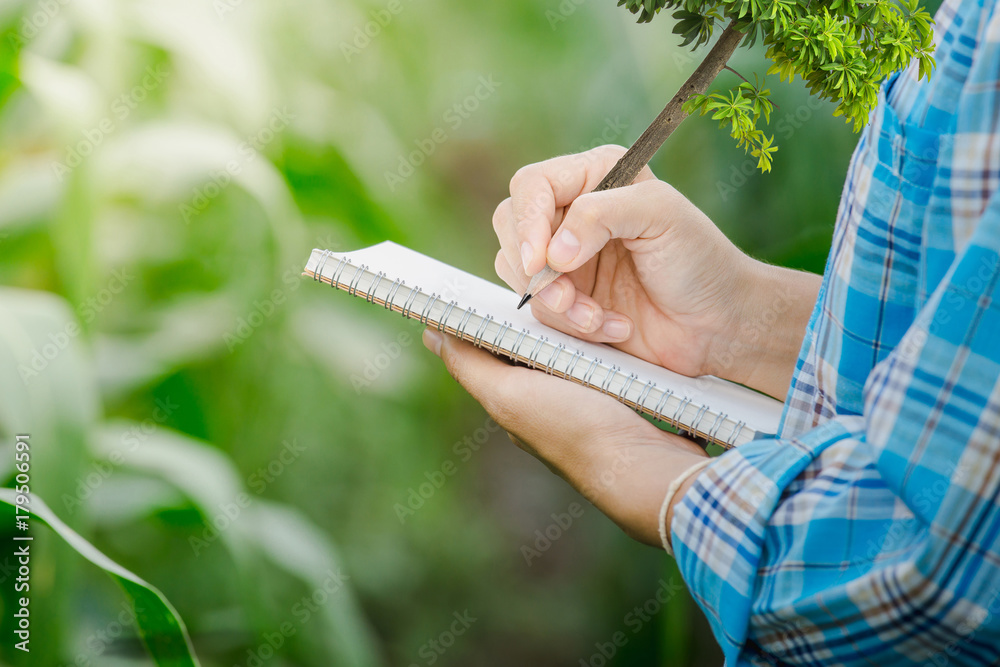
[[303, 242, 783, 448]]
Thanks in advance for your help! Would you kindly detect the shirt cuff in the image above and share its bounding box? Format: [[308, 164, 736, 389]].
[[668, 419, 853, 664]]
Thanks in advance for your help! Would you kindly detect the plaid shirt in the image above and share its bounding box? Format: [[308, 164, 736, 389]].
[[669, 0, 1000, 664]]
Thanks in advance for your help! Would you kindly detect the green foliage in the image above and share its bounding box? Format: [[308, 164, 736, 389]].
[[686, 78, 777, 170], [0, 0, 856, 664], [619, 0, 936, 169], [0, 490, 199, 666], [0, 18, 23, 110]]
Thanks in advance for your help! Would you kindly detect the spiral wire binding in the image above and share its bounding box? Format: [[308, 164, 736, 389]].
[[545, 343, 565, 376], [439, 300, 458, 332], [636, 381, 656, 414], [652, 388, 674, 422], [456, 308, 476, 337], [315, 250, 332, 281], [368, 271, 385, 304], [527, 336, 546, 369], [566, 349, 584, 377], [331, 257, 351, 288], [707, 412, 727, 441], [671, 397, 692, 428], [619, 372, 639, 402], [310, 253, 744, 447], [348, 264, 367, 296], [473, 314, 494, 347], [385, 278, 404, 310], [401, 287, 420, 319], [727, 420, 746, 447], [600, 365, 619, 394], [690, 403, 710, 437], [510, 329, 528, 359], [492, 321, 511, 354], [419, 293, 439, 324]]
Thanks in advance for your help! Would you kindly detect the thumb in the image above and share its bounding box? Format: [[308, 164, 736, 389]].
[[545, 179, 678, 273], [422, 328, 518, 412]]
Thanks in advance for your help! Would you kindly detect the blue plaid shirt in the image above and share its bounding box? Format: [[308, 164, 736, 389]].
[[669, 0, 1000, 663]]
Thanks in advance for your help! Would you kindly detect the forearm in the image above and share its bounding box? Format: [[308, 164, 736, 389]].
[[587, 432, 707, 547], [708, 259, 821, 399]]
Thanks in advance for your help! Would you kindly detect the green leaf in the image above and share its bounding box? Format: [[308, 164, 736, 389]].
[[751, 133, 779, 172], [246, 501, 380, 667], [92, 422, 381, 667], [0, 489, 200, 666]]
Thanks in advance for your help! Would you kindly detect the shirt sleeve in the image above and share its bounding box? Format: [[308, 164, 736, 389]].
[[669, 191, 1000, 665]]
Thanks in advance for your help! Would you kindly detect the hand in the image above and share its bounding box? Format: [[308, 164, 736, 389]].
[[421, 328, 708, 547], [494, 145, 820, 399]]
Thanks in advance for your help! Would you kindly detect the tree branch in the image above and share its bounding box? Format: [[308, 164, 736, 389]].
[[723, 64, 751, 85], [593, 23, 745, 191]]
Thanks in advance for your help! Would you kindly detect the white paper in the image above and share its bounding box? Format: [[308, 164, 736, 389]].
[[306, 242, 783, 444]]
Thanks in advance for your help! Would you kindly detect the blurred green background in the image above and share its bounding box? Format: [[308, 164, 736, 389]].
[[0, 0, 862, 665]]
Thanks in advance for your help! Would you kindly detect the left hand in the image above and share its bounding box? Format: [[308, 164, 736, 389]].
[[421, 327, 709, 547]]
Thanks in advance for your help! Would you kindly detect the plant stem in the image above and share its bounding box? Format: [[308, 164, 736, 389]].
[[594, 22, 744, 191], [723, 64, 751, 85]]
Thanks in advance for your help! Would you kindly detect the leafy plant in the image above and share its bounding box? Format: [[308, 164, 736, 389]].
[[613, 0, 936, 171], [0, 0, 867, 662], [0, 490, 199, 666]]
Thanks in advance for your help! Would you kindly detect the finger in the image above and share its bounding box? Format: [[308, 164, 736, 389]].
[[530, 297, 634, 342], [492, 198, 530, 286], [497, 265, 632, 339], [510, 145, 653, 276], [494, 249, 527, 293], [517, 274, 571, 312], [495, 207, 569, 292], [422, 328, 522, 417], [546, 179, 681, 274]]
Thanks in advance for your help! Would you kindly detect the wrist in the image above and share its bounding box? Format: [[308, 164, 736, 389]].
[[660, 457, 713, 556], [586, 431, 707, 547], [707, 257, 820, 399]]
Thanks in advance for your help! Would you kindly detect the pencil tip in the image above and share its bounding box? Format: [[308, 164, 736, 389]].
[[517, 293, 531, 310]]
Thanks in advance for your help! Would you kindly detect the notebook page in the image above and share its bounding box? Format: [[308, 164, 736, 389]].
[[305, 241, 783, 438]]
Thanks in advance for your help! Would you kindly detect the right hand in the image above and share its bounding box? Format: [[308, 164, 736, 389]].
[[493, 145, 783, 387]]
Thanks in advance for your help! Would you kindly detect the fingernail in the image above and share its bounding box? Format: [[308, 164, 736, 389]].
[[537, 283, 562, 309], [548, 229, 580, 266], [422, 328, 443, 356], [602, 317, 631, 340], [567, 302, 595, 330], [520, 242, 533, 273]]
